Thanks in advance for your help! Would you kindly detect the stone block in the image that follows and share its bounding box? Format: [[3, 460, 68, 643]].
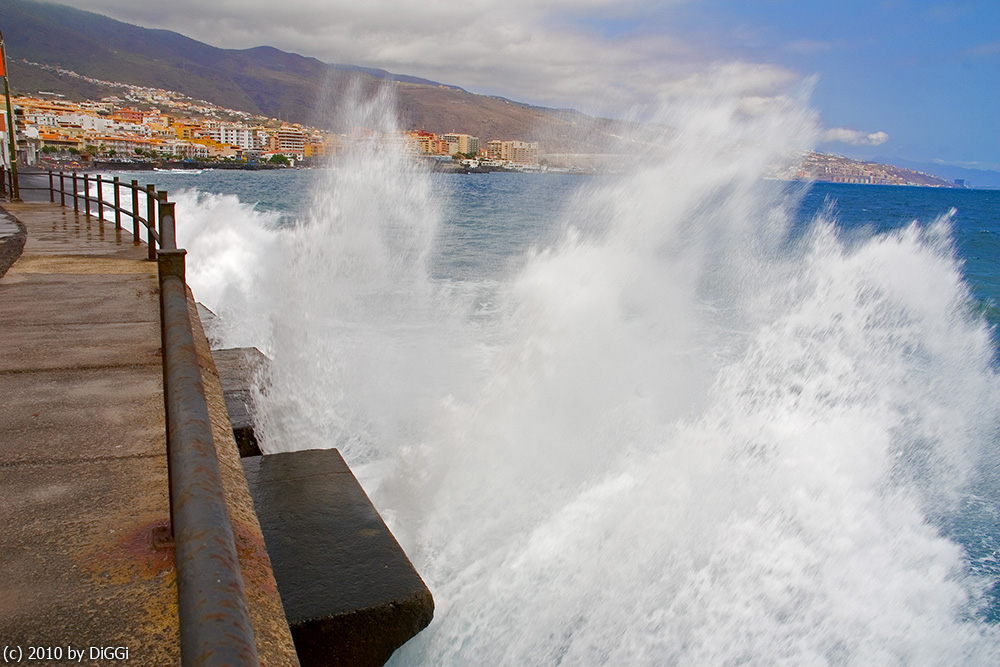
[[212, 347, 269, 456], [243, 449, 433, 667]]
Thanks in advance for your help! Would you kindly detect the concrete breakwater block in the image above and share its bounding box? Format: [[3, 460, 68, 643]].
[[242, 449, 434, 667], [196, 302, 220, 345], [211, 346, 269, 457]]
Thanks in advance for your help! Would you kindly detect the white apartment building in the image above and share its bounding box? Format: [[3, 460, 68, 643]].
[[160, 139, 210, 159], [274, 126, 306, 157], [219, 125, 268, 150], [67, 113, 115, 133], [113, 122, 151, 137]]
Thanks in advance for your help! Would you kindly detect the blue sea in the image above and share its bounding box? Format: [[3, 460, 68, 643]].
[[110, 158, 1000, 663], [137, 169, 1000, 327]]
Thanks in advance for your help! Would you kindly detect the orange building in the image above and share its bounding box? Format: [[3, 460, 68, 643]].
[[112, 107, 143, 123]]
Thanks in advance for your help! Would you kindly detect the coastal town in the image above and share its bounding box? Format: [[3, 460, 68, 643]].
[[0, 63, 957, 185], [1, 66, 542, 172]]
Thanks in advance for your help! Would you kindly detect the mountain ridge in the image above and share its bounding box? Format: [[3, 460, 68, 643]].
[[5, 0, 995, 186], [0, 0, 634, 154]]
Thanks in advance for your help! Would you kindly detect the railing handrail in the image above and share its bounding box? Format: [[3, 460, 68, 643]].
[[159, 250, 260, 666], [5, 166, 262, 666]]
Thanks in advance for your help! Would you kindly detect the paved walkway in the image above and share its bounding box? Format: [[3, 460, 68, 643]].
[[0, 202, 178, 663], [0, 202, 297, 665]]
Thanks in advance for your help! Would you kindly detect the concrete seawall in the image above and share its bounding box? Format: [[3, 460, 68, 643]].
[[1, 190, 434, 665]]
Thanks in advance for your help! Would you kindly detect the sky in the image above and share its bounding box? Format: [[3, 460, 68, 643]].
[[61, 0, 1000, 171]]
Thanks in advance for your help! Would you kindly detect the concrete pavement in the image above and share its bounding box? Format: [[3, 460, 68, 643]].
[[0, 202, 297, 665]]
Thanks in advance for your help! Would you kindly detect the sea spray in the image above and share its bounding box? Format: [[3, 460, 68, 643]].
[[159, 85, 1000, 662], [171, 190, 285, 348], [90, 177, 287, 348], [377, 98, 1000, 663], [250, 86, 469, 462]]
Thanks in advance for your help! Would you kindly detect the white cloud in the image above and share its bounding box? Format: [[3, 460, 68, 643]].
[[822, 128, 889, 146], [63, 0, 798, 119]]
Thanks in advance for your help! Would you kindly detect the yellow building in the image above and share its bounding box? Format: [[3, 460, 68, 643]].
[[13, 96, 82, 116], [172, 119, 203, 141], [407, 130, 439, 154], [441, 133, 480, 156], [304, 134, 337, 158], [38, 131, 83, 152]]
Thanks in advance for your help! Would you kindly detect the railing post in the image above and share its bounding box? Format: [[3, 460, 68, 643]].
[[48, 170, 55, 203], [157, 189, 169, 247], [60, 172, 66, 207], [159, 200, 176, 250], [146, 183, 156, 260], [97, 176, 104, 222], [84, 174, 91, 218], [0, 166, 6, 197], [113, 177, 121, 229], [72, 172, 79, 213], [131, 180, 140, 242]]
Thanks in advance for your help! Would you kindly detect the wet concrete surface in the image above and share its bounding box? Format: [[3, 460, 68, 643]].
[[0, 202, 180, 664], [0, 201, 299, 665]]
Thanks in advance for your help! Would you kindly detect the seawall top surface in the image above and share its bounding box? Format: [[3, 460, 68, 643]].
[[0, 202, 178, 663], [0, 202, 298, 665]]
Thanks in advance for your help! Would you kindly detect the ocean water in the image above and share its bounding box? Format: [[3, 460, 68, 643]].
[[105, 113, 1000, 664]]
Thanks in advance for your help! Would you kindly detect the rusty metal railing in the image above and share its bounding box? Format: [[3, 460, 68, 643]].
[[8, 169, 166, 260], [0, 165, 15, 199], [159, 249, 260, 666], [5, 166, 261, 666]]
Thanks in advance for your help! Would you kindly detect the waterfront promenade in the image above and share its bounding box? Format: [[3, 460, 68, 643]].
[[0, 202, 297, 665]]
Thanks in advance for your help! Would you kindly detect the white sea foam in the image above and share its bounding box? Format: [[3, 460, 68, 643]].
[[172, 86, 1000, 664]]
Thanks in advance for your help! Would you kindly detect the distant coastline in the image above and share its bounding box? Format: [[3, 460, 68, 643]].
[[27, 158, 976, 187], [89, 159, 288, 172], [786, 152, 962, 189]]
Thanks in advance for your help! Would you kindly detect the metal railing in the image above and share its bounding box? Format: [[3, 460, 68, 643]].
[[0, 164, 16, 200], [3, 167, 261, 666], [38, 169, 166, 260], [159, 249, 260, 666]]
